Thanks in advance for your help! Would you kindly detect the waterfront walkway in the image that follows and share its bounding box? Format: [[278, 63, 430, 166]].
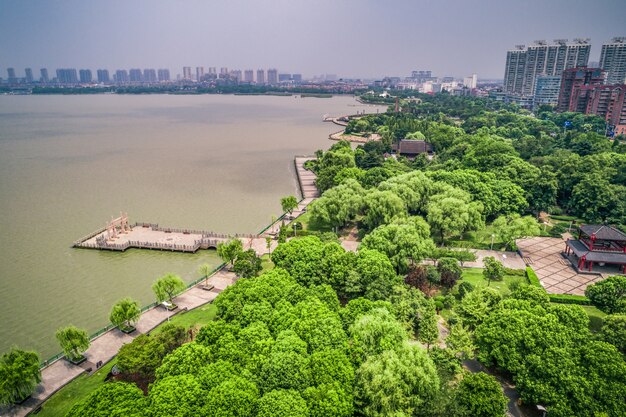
[[5, 270, 236, 417]]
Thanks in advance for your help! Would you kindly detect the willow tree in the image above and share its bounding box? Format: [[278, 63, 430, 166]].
[[0, 348, 41, 405], [56, 325, 90, 362], [110, 297, 141, 332]]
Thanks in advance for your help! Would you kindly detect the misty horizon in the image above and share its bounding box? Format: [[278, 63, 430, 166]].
[[1, 0, 625, 80]]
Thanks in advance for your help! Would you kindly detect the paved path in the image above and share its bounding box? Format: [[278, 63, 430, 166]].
[[294, 156, 320, 198], [517, 237, 604, 295], [461, 249, 526, 269], [4, 270, 236, 417]]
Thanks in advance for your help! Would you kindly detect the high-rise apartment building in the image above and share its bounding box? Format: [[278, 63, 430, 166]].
[[40, 68, 49, 83], [557, 67, 605, 112], [267, 68, 278, 84], [244, 69, 254, 83], [129, 69, 142, 82], [463, 74, 477, 89], [115, 69, 129, 83], [533, 76, 561, 107], [143, 69, 157, 83], [256, 69, 265, 84], [292, 74, 302, 82], [182, 67, 192, 80], [566, 84, 626, 134], [56, 68, 78, 83], [600, 37, 626, 85], [196, 67, 204, 81], [7, 68, 17, 83], [157, 69, 170, 82], [79, 69, 92, 83], [24, 68, 33, 83], [97, 69, 110, 83], [504, 39, 591, 96], [504, 46, 526, 94], [231, 70, 242, 82]]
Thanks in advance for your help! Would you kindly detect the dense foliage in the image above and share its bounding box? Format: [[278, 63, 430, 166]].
[[0, 348, 41, 406]]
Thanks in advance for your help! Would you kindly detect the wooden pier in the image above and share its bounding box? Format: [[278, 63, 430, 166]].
[[294, 156, 320, 199], [74, 218, 257, 253]]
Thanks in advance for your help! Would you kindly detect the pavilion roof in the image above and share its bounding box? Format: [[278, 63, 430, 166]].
[[579, 224, 626, 241], [397, 140, 432, 155], [566, 240, 626, 264]]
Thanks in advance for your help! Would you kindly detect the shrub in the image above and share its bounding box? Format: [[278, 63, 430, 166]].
[[526, 267, 542, 289], [548, 294, 591, 305], [458, 282, 475, 299]]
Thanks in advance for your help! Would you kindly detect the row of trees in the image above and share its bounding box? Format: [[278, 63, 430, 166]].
[[67, 265, 510, 417], [0, 273, 189, 406]]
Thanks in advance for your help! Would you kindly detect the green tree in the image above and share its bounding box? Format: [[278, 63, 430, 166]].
[[256, 390, 309, 417], [349, 308, 407, 363], [55, 325, 90, 362], [309, 179, 364, 232], [109, 297, 141, 332], [492, 214, 541, 250], [482, 256, 504, 287], [446, 323, 475, 359], [217, 239, 244, 268], [361, 219, 435, 273], [362, 190, 406, 231], [152, 273, 186, 305], [437, 257, 462, 289], [355, 343, 439, 417], [147, 374, 206, 417], [281, 195, 298, 219], [598, 314, 626, 354], [455, 287, 502, 329], [66, 382, 145, 417], [155, 342, 213, 379], [233, 248, 263, 278], [303, 383, 353, 417], [0, 348, 41, 406], [198, 263, 212, 288], [457, 372, 507, 417], [427, 196, 484, 243], [585, 275, 626, 314], [266, 236, 273, 255], [204, 376, 259, 417], [117, 334, 165, 377]]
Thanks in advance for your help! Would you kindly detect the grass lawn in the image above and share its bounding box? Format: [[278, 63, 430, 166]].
[[579, 305, 607, 332], [456, 267, 527, 296], [150, 303, 218, 335], [37, 360, 116, 417], [260, 254, 274, 272], [449, 224, 506, 250]]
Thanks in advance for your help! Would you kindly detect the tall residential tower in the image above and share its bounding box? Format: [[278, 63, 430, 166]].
[[504, 39, 591, 96], [600, 37, 626, 85]]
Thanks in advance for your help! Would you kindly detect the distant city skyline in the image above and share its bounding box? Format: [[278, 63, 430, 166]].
[[0, 0, 625, 79]]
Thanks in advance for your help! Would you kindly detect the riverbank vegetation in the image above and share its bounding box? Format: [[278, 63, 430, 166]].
[[11, 92, 626, 416]]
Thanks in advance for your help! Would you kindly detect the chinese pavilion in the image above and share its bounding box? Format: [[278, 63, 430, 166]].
[[564, 224, 626, 274]]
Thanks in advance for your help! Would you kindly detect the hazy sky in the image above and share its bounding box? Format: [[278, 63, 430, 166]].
[[1, 0, 624, 79]]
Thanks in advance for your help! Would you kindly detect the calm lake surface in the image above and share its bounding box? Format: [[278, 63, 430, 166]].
[[0, 94, 382, 358]]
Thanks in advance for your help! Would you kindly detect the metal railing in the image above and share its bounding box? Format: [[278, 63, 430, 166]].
[[38, 262, 226, 370]]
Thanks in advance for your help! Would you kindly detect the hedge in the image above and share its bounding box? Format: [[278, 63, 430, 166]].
[[549, 215, 578, 221], [505, 268, 526, 276], [548, 294, 592, 305], [526, 267, 543, 289]]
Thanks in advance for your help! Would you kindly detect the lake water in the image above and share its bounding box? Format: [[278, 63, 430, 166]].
[[0, 94, 381, 358]]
